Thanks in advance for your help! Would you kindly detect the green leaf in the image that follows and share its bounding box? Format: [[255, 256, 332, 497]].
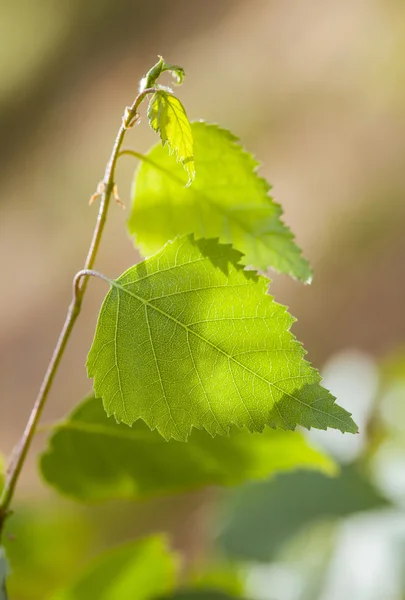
[[0, 455, 4, 494], [218, 465, 389, 562], [50, 536, 176, 600], [39, 395, 336, 503], [0, 548, 8, 600], [3, 507, 95, 599], [161, 592, 242, 600], [140, 56, 185, 92], [147, 91, 195, 185], [129, 122, 311, 282], [87, 235, 357, 441], [188, 562, 245, 598]]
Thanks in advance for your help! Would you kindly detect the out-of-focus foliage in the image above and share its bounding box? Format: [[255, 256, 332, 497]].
[[188, 562, 245, 598], [40, 395, 335, 503], [50, 536, 177, 600], [3, 508, 96, 599], [218, 465, 388, 562], [161, 592, 242, 600]]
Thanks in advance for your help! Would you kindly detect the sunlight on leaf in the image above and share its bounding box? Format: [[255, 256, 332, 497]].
[[87, 235, 357, 441], [147, 91, 195, 185], [50, 536, 176, 600], [40, 395, 336, 503], [129, 122, 311, 282]]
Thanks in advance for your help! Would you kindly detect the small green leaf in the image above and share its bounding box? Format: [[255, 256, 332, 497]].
[[129, 122, 311, 282], [39, 395, 336, 503], [50, 536, 176, 600], [140, 56, 185, 92], [87, 235, 357, 441], [147, 91, 195, 185]]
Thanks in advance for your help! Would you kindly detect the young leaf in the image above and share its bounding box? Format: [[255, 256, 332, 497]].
[[147, 91, 195, 185], [50, 536, 176, 600], [139, 55, 185, 92], [39, 395, 336, 503], [87, 235, 357, 441], [129, 122, 311, 282]]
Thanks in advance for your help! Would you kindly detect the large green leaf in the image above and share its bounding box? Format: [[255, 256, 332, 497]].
[[39, 395, 336, 503], [50, 536, 176, 600], [87, 235, 356, 440], [129, 122, 311, 282], [147, 91, 195, 185], [218, 465, 389, 562]]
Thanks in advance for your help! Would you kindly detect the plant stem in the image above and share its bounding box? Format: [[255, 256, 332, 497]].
[[0, 88, 156, 537]]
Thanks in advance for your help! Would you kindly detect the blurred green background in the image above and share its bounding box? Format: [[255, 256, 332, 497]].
[[1, 1, 405, 598]]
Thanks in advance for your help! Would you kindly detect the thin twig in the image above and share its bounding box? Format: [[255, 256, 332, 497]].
[[0, 87, 156, 537]]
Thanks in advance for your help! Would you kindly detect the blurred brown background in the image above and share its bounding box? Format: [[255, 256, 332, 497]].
[[1, 0, 405, 546]]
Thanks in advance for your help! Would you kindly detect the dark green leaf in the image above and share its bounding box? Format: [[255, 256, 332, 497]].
[[129, 122, 311, 282], [218, 465, 389, 562], [39, 395, 336, 503], [87, 235, 357, 440]]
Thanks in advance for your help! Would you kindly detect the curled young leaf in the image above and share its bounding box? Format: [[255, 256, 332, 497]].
[[86, 235, 357, 441], [140, 55, 185, 92]]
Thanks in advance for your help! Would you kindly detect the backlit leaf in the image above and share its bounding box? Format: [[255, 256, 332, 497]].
[[50, 536, 176, 600], [129, 122, 311, 282], [147, 91, 195, 185], [87, 235, 357, 441], [39, 395, 336, 503]]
